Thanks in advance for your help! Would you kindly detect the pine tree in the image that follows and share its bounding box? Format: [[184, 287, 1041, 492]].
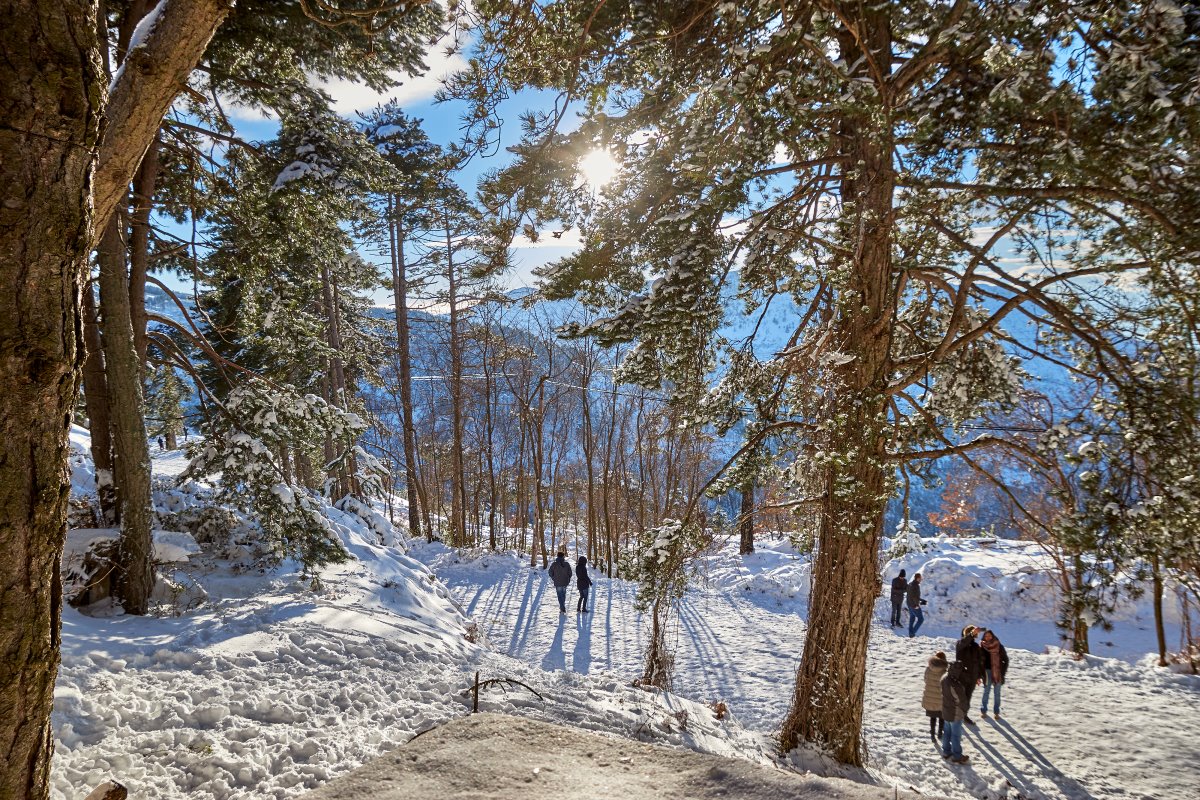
[[458, 0, 1197, 763], [185, 109, 391, 570], [361, 106, 448, 541]]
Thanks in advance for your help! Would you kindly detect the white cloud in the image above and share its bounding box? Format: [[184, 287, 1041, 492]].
[[315, 43, 468, 117], [216, 37, 468, 124]]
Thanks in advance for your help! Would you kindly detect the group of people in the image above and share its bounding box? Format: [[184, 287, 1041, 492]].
[[548, 558, 1010, 767], [920, 624, 1011, 764], [889, 569, 928, 637], [548, 550, 592, 615]]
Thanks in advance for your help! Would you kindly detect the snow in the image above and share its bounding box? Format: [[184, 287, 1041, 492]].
[[106, 0, 167, 93], [427, 539, 1200, 800], [48, 441, 1200, 799], [64, 529, 202, 564], [69, 425, 97, 497]]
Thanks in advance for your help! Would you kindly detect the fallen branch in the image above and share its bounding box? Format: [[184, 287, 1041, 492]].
[[467, 670, 544, 712]]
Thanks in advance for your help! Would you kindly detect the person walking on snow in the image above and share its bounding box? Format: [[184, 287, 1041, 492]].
[[907, 573, 928, 637], [922, 650, 948, 743], [548, 551, 572, 615], [979, 628, 1010, 719], [956, 625, 986, 726], [940, 660, 971, 764], [890, 569, 908, 627], [575, 555, 592, 613]]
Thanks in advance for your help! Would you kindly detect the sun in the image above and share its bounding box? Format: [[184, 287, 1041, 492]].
[[578, 149, 620, 191]]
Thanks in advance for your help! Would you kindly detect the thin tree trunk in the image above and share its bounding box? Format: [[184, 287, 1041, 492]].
[[1152, 554, 1168, 667], [388, 204, 423, 540], [127, 138, 159, 373], [444, 213, 467, 547], [82, 282, 118, 523], [97, 215, 155, 615], [0, 4, 101, 795], [580, 363, 599, 563], [319, 263, 352, 498], [1071, 553, 1090, 656], [482, 333, 499, 550], [739, 480, 755, 555], [532, 382, 548, 567]]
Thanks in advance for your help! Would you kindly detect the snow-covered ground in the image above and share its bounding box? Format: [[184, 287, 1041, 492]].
[[427, 540, 1200, 800], [50, 436, 1200, 799]]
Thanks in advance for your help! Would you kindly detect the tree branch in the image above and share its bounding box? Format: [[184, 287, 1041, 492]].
[[93, 0, 233, 244]]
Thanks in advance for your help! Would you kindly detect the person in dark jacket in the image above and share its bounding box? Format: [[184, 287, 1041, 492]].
[[940, 660, 970, 764], [548, 551, 572, 615], [890, 570, 908, 627], [921, 650, 947, 742], [955, 625, 986, 725], [906, 573, 927, 637], [575, 556, 592, 613], [979, 628, 1010, 718]]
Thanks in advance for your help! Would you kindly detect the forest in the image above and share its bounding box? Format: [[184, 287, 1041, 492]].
[[2, 1, 1198, 798]]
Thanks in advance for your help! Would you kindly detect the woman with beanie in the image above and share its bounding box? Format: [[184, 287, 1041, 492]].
[[979, 628, 1010, 718], [922, 650, 948, 742]]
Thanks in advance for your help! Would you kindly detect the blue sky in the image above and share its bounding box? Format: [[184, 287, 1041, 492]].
[[173, 42, 585, 305]]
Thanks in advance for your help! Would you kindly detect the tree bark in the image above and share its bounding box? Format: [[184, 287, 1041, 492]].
[[779, 9, 895, 767], [444, 212, 468, 547], [97, 215, 155, 615], [0, 3, 102, 797]]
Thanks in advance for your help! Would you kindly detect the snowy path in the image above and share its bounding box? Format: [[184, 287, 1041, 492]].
[[431, 548, 1200, 800]]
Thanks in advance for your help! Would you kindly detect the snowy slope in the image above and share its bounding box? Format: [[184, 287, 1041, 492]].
[[50, 436, 1200, 800], [50, 445, 781, 799]]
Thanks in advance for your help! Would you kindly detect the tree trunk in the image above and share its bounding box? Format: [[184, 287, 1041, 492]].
[[1070, 553, 1090, 657], [319, 262, 352, 498], [82, 282, 118, 523], [779, 9, 894, 766], [97, 215, 155, 615], [581, 364, 599, 563], [1152, 554, 1167, 667], [127, 138, 160, 373], [739, 480, 755, 555], [481, 333, 499, 550], [0, 3, 102, 796], [641, 596, 672, 690], [445, 214, 467, 547], [388, 206, 423, 541]]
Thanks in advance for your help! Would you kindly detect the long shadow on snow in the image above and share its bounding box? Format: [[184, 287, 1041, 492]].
[[673, 597, 744, 702], [542, 616, 567, 671], [507, 570, 547, 658], [573, 612, 593, 673], [963, 724, 1053, 800], [969, 720, 1098, 800]]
